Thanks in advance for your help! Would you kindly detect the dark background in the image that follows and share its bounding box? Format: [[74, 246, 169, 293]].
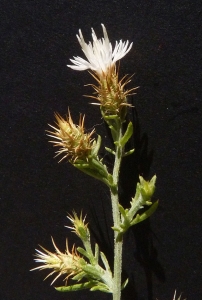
[[1, 1, 202, 299]]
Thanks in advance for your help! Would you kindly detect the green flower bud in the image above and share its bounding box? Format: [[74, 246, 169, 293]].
[[66, 211, 90, 242], [138, 175, 156, 203]]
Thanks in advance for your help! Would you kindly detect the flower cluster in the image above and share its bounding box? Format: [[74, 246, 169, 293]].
[[47, 110, 96, 163]]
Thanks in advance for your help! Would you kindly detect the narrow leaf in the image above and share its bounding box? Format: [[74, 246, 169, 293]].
[[82, 264, 102, 278], [105, 147, 115, 155], [111, 226, 121, 232], [90, 285, 110, 293], [118, 204, 127, 218], [94, 243, 99, 263], [100, 251, 111, 272], [121, 278, 129, 290], [123, 148, 135, 157], [72, 271, 86, 281], [131, 201, 159, 226], [77, 247, 91, 259], [119, 122, 133, 147], [74, 165, 110, 187], [92, 135, 101, 156], [55, 281, 93, 292]]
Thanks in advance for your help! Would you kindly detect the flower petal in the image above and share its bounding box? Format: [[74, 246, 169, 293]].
[[67, 24, 133, 76]]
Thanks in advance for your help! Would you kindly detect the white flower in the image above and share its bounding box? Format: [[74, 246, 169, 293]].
[[67, 24, 133, 76]]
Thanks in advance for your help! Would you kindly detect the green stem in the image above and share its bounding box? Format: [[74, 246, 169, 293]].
[[110, 124, 123, 300]]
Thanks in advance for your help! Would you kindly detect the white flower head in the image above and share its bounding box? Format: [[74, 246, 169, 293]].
[[67, 24, 133, 76]]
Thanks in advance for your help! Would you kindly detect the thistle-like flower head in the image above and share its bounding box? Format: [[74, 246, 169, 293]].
[[87, 69, 138, 117], [31, 237, 82, 285], [67, 24, 137, 118], [47, 110, 96, 163], [67, 24, 133, 76]]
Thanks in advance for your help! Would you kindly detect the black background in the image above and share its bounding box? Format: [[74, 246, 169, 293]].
[[1, 1, 202, 299]]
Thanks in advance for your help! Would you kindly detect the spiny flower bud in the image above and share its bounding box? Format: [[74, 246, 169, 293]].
[[31, 237, 82, 285], [66, 211, 89, 242], [47, 109, 96, 163], [87, 68, 137, 118]]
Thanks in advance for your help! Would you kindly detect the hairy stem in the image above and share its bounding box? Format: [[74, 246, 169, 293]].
[[111, 124, 123, 300]]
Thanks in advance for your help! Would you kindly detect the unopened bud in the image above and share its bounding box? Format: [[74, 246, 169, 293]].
[[66, 211, 90, 242]]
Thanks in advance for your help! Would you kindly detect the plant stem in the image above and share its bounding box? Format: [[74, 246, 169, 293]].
[[111, 124, 123, 300]]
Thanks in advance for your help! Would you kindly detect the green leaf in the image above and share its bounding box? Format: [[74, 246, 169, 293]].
[[94, 243, 99, 263], [103, 114, 119, 120], [105, 147, 115, 155], [74, 162, 111, 187], [121, 278, 129, 290], [77, 247, 91, 260], [55, 281, 93, 292], [100, 251, 111, 272], [111, 226, 121, 232], [130, 201, 159, 226], [71, 271, 86, 281], [118, 204, 127, 218], [90, 285, 111, 293], [109, 125, 118, 142], [119, 122, 133, 147], [123, 148, 135, 157], [82, 264, 103, 278], [92, 135, 101, 156]]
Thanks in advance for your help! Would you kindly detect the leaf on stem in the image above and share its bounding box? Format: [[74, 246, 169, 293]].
[[121, 278, 129, 290], [119, 121, 133, 147], [55, 281, 94, 292], [130, 201, 159, 226]]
